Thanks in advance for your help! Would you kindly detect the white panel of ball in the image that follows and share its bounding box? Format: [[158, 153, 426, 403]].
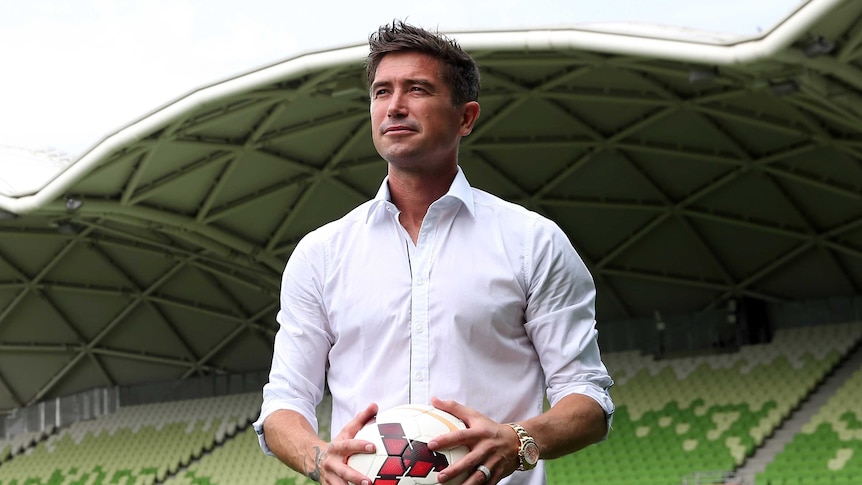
[[347, 404, 470, 485]]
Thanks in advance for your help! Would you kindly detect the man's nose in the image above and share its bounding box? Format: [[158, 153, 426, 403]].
[[387, 91, 408, 117]]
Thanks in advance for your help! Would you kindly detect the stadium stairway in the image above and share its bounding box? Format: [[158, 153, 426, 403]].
[[737, 340, 862, 484], [161, 391, 334, 484], [0, 427, 57, 464], [162, 424, 309, 485]]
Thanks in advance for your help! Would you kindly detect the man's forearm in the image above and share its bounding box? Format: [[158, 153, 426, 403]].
[[262, 409, 329, 481], [519, 393, 608, 460]]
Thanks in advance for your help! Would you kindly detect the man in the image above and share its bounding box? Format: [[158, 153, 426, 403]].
[[253, 20, 614, 485]]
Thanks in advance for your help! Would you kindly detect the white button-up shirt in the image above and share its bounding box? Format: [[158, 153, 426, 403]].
[[255, 168, 614, 485]]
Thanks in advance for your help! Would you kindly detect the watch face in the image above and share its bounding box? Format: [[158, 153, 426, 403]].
[[524, 442, 540, 466]]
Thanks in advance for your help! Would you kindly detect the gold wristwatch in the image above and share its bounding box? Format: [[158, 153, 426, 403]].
[[507, 423, 540, 471]]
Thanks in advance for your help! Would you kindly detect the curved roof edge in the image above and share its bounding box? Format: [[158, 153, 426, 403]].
[[0, 145, 72, 198], [0, 0, 840, 215], [457, 0, 833, 62]]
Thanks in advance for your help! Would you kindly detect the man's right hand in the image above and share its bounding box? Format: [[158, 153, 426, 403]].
[[317, 402, 379, 484]]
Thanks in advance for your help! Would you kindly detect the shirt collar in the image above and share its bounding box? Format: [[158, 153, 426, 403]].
[[366, 166, 476, 222]]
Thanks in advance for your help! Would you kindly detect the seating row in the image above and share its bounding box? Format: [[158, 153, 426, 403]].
[[547, 323, 862, 484], [2, 323, 860, 484]]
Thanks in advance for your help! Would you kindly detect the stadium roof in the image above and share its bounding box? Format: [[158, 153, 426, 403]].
[[0, 0, 861, 413]]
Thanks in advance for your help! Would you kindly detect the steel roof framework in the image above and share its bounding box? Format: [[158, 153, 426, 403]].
[[0, 0, 860, 412]]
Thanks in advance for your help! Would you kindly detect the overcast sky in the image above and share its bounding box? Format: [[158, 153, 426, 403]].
[[0, 0, 804, 157]]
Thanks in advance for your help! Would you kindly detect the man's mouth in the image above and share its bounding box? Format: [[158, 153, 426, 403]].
[[382, 124, 418, 134]]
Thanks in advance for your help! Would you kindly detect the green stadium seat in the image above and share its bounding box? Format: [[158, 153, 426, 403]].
[[574, 323, 862, 485]]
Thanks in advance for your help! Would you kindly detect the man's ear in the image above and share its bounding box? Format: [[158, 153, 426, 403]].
[[459, 101, 481, 136]]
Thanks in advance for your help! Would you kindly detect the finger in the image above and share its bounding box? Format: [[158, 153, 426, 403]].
[[328, 437, 376, 458], [431, 396, 465, 417], [325, 403, 379, 485], [323, 439, 376, 485], [323, 464, 372, 485], [335, 460, 374, 485], [431, 397, 482, 426], [335, 403, 379, 440], [429, 399, 494, 452], [439, 465, 492, 485], [435, 446, 489, 484], [474, 465, 492, 484]]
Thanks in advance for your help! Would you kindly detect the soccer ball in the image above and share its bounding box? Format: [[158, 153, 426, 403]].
[[348, 404, 470, 485]]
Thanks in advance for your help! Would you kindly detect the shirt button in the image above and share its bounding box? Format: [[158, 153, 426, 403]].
[[415, 372, 424, 381], [416, 325, 424, 333], [416, 278, 425, 285]]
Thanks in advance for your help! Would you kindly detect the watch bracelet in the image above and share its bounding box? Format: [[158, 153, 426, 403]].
[[506, 422, 538, 471]]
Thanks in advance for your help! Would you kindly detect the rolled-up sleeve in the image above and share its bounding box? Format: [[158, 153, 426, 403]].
[[253, 234, 332, 454], [524, 218, 614, 434]]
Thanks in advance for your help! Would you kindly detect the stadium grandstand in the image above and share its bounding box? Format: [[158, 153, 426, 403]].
[[1, 0, 862, 483]]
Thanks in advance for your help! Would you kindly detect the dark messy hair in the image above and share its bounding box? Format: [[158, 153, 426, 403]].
[[366, 20, 480, 106]]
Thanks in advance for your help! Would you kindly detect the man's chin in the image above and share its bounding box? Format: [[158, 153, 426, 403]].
[[377, 145, 420, 165]]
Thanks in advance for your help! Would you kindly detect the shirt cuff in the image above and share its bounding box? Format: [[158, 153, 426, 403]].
[[552, 383, 615, 441], [252, 408, 276, 456], [253, 400, 320, 456]]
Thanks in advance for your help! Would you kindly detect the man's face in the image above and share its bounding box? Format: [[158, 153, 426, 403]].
[[369, 51, 479, 173]]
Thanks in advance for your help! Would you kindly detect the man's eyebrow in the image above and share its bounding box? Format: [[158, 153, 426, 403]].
[[406, 78, 435, 89], [370, 78, 435, 91], [370, 80, 391, 91]]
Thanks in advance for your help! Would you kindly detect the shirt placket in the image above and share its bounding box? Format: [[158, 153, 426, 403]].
[[408, 207, 438, 404]]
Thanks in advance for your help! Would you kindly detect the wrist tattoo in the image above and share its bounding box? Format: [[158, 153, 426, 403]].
[[308, 444, 328, 482]]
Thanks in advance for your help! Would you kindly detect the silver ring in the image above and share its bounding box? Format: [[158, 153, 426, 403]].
[[477, 464, 491, 481]]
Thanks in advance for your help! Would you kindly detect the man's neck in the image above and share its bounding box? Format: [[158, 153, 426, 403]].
[[387, 166, 457, 243]]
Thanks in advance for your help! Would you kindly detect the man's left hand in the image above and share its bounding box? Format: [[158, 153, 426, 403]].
[[427, 397, 521, 484]]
